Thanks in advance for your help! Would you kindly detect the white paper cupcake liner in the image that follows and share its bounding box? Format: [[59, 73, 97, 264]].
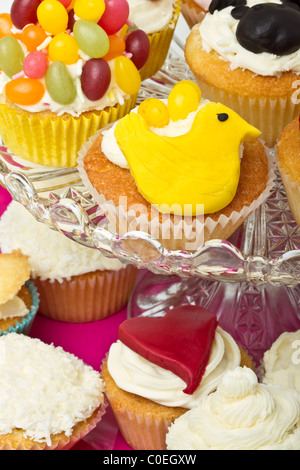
[[77, 131, 276, 253], [194, 80, 300, 149]]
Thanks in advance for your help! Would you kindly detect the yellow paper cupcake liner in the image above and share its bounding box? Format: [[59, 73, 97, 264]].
[[0, 94, 137, 168], [139, 0, 182, 81]]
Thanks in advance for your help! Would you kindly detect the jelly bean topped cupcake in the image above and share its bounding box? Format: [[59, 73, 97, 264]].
[[0, 0, 149, 115], [0, 0, 150, 167]]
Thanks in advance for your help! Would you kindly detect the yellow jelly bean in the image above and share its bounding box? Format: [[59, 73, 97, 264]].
[[48, 33, 79, 65], [138, 98, 170, 128], [168, 80, 202, 122], [37, 0, 69, 35], [74, 0, 105, 22], [115, 56, 141, 96]]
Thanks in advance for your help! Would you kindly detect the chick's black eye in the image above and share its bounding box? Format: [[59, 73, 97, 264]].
[[217, 113, 229, 122]]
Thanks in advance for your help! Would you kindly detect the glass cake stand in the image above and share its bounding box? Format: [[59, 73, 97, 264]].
[[1, 38, 300, 364]]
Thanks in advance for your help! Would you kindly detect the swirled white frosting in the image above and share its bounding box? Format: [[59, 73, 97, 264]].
[[0, 333, 104, 445], [0, 201, 124, 282], [107, 327, 241, 408], [198, 0, 300, 76], [166, 366, 300, 450], [128, 0, 176, 34], [263, 330, 300, 392]]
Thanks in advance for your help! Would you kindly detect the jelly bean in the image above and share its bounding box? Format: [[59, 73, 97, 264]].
[[74, 0, 105, 22], [67, 9, 76, 32], [23, 51, 48, 79], [102, 34, 125, 62], [0, 36, 24, 78], [5, 77, 45, 105], [58, 0, 73, 8], [81, 58, 111, 101], [10, 0, 40, 30], [168, 81, 202, 121], [114, 56, 141, 95], [46, 61, 76, 104], [21, 25, 48, 52], [125, 29, 150, 70], [48, 33, 79, 65], [98, 0, 130, 35], [37, 0, 69, 35], [0, 13, 13, 39], [73, 20, 109, 58], [138, 98, 170, 128]]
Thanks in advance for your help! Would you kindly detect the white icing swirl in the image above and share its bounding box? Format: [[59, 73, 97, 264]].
[[107, 327, 241, 408], [128, 0, 176, 34], [166, 367, 300, 450], [0, 333, 104, 445], [0, 201, 125, 282], [263, 330, 300, 392], [198, 0, 300, 76]]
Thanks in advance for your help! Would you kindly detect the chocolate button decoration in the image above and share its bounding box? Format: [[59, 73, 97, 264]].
[[209, 0, 246, 14]]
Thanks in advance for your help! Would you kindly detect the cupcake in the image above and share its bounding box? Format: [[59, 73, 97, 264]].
[[101, 305, 254, 450], [0, 332, 106, 450], [181, 0, 210, 28], [0, 250, 39, 336], [0, 201, 137, 322], [127, 0, 181, 80], [185, 0, 300, 148], [276, 116, 300, 226], [0, 0, 149, 167], [78, 80, 274, 253], [262, 330, 300, 392], [166, 366, 300, 450]]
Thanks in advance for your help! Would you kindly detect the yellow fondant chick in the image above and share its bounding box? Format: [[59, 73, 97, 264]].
[[114, 102, 261, 216]]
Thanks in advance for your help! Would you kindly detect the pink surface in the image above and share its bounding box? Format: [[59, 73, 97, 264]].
[[0, 185, 132, 450]]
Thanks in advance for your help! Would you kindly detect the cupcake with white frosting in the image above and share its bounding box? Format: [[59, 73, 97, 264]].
[[262, 330, 300, 392], [0, 201, 137, 322], [0, 333, 106, 450], [101, 305, 254, 450], [128, 0, 181, 80], [166, 366, 300, 450], [185, 0, 300, 147]]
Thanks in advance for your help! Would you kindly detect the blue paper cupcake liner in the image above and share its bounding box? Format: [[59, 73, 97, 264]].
[[0, 280, 40, 336]]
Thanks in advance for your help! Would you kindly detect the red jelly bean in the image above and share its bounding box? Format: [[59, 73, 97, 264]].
[[10, 0, 40, 30], [98, 0, 129, 35]]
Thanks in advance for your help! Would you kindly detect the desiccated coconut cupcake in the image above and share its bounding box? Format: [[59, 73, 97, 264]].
[[0, 201, 137, 322], [101, 305, 254, 450], [0, 250, 39, 336], [185, 0, 300, 147], [0, 0, 149, 167], [0, 333, 106, 450], [78, 80, 274, 253], [127, 0, 181, 80]]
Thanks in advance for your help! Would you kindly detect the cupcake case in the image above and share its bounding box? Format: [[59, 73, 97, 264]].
[[0, 5, 300, 451]]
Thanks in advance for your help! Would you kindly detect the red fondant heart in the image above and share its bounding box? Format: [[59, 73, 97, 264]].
[[118, 305, 218, 395]]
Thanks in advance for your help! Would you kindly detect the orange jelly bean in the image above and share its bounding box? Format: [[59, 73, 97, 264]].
[[102, 34, 125, 62], [5, 78, 45, 105], [21, 25, 48, 52], [0, 13, 13, 39]]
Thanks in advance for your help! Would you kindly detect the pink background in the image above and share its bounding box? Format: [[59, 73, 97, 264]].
[[0, 185, 131, 450]]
